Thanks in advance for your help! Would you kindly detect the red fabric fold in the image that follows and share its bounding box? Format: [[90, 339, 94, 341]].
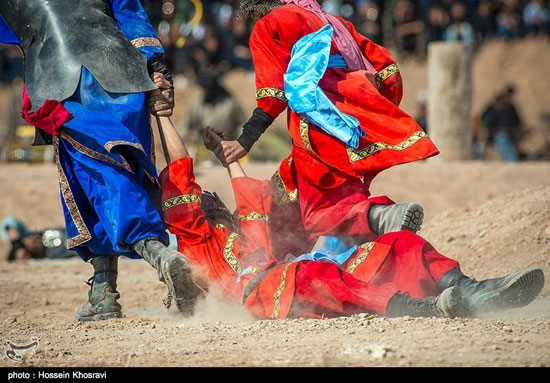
[[21, 86, 73, 136]]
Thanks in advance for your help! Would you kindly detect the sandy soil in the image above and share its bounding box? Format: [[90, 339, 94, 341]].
[[1, 160, 549, 367]]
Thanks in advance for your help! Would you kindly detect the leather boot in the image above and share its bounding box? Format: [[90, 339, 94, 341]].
[[75, 255, 122, 321], [133, 237, 204, 317], [386, 287, 469, 318], [368, 203, 424, 236], [437, 268, 545, 317]]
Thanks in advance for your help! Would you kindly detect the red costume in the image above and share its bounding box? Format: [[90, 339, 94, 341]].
[[250, 4, 439, 240], [160, 158, 459, 319]]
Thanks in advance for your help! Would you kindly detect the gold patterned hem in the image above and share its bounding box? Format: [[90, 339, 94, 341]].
[[299, 116, 313, 152], [223, 232, 243, 275], [131, 37, 162, 49], [53, 137, 92, 249], [255, 88, 287, 103], [346, 131, 428, 163], [272, 170, 298, 203], [346, 242, 375, 274], [271, 263, 292, 319], [237, 212, 269, 222], [162, 194, 201, 211], [375, 63, 399, 89], [61, 132, 134, 174], [104, 140, 146, 154]]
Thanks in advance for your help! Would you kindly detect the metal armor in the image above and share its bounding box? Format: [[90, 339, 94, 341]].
[[0, 0, 157, 112]]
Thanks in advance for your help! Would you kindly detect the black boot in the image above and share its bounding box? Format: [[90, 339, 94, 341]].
[[75, 255, 122, 321], [386, 287, 469, 318], [133, 238, 204, 317], [437, 268, 545, 317], [368, 203, 424, 236]]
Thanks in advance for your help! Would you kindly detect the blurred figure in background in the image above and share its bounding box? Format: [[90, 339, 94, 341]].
[[481, 85, 527, 162], [392, 0, 426, 55], [1, 216, 77, 261], [523, 0, 550, 37], [444, 0, 475, 43], [181, 71, 246, 162]]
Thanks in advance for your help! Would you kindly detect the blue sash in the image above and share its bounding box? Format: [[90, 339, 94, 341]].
[[283, 24, 365, 149]]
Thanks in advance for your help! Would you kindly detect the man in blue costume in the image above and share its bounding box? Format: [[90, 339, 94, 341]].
[[0, 0, 204, 321]]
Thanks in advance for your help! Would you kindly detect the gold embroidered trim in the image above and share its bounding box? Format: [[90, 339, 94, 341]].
[[346, 130, 428, 162], [272, 170, 298, 203], [237, 212, 269, 222], [255, 88, 287, 103], [215, 224, 226, 230], [223, 232, 243, 275], [346, 242, 375, 274], [53, 137, 92, 249], [60, 132, 134, 174], [299, 116, 313, 152], [162, 194, 201, 211], [104, 140, 146, 154], [150, 129, 156, 165], [375, 63, 399, 89], [131, 37, 162, 49], [271, 263, 292, 319]]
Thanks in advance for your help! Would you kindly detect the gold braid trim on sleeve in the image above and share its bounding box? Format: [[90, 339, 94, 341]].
[[237, 212, 269, 222], [162, 194, 201, 211], [375, 63, 399, 89], [255, 88, 287, 103]]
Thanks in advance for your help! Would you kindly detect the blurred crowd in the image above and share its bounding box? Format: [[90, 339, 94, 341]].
[[136, 0, 550, 78], [2, 0, 549, 83]]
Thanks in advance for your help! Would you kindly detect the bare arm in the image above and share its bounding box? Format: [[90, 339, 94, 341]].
[[150, 73, 189, 160]]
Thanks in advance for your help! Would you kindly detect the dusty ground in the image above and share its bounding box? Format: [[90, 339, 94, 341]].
[[1, 160, 549, 367]]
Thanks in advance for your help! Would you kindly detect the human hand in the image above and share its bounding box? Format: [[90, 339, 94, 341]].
[[148, 72, 174, 117], [221, 140, 248, 164], [202, 127, 228, 166]]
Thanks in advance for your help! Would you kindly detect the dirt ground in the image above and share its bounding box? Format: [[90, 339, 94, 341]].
[[1, 159, 549, 367]]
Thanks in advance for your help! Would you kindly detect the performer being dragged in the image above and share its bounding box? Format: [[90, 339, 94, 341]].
[[0, 0, 203, 321], [220, 0, 436, 243], [152, 73, 545, 320]]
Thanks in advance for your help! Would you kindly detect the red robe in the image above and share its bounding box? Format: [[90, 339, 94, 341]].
[[251, 4, 439, 240], [160, 158, 459, 319]]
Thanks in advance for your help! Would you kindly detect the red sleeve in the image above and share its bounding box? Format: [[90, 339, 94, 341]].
[[231, 177, 273, 259], [340, 18, 403, 106], [249, 18, 290, 119], [158, 158, 213, 245]]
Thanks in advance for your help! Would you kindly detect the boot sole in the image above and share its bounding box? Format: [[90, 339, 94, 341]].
[[75, 311, 122, 322], [164, 255, 204, 317], [439, 286, 470, 318], [472, 268, 545, 315], [401, 203, 424, 233]]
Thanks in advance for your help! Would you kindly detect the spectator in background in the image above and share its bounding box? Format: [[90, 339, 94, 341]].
[[355, 0, 383, 44], [1, 216, 77, 262], [474, 0, 497, 41], [392, 0, 426, 55], [426, 3, 451, 44], [180, 71, 246, 162], [224, 15, 254, 71], [496, 0, 523, 39], [481, 85, 527, 162], [444, 1, 475, 43], [415, 90, 428, 133], [523, 0, 550, 36]]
